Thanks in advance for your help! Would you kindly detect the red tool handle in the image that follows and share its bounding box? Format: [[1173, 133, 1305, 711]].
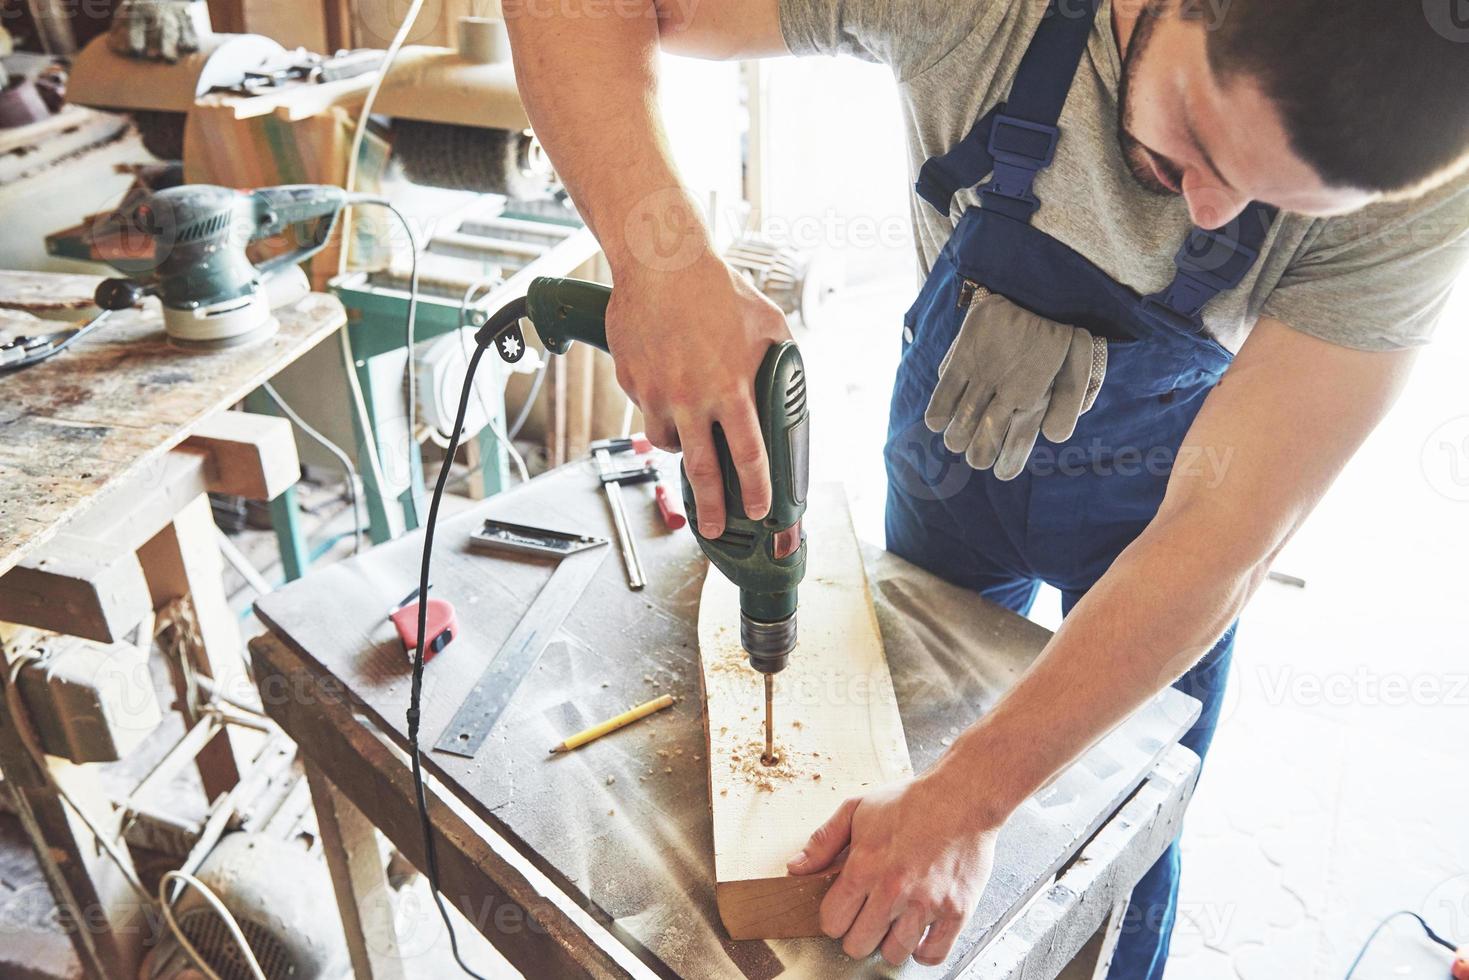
[[655, 483, 687, 530], [391, 597, 458, 663]]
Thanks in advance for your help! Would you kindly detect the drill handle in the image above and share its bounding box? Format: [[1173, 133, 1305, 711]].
[[525, 277, 611, 355]]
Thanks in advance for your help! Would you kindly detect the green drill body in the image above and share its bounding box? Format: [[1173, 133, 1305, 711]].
[[511, 276, 809, 675]]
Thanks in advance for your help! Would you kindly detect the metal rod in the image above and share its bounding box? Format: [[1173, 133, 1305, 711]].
[[763, 673, 775, 765], [596, 447, 646, 590], [606, 480, 646, 589]]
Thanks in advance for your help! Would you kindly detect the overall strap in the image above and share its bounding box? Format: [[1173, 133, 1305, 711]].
[[915, 0, 1100, 219], [1142, 201, 1279, 329]]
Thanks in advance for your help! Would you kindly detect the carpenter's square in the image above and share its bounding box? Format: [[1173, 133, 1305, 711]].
[[433, 524, 609, 758]]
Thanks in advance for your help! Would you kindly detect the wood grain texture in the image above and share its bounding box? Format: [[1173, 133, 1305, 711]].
[[0, 269, 109, 313], [183, 409, 299, 500], [0, 449, 209, 641], [699, 484, 913, 940], [0, 278, 345, 578]]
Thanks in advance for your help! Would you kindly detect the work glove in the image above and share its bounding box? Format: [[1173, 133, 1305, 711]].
[[109, 0, 202, 63], [924, 289, 1106, 480]]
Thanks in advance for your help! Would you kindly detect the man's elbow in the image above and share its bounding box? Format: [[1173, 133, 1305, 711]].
[[1149, 486, 1306, 596]]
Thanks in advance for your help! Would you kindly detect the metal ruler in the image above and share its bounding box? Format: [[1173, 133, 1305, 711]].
[[433, 545, 609, 758]]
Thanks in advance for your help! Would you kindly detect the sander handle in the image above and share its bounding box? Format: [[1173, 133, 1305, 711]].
[[251, 185, 352, 276]]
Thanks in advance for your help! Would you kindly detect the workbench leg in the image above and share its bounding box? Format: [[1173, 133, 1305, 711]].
[[305, 760, 409, 980], [0, 675, 145, 978], [349, 354, 407, 544], [138, 494, 251, 801], [250, 633, 632, 979], [268, 486, 310, 582], [466, 424, 509, 499], [399, 432, 426, 533], [245, 389, 311, 581]]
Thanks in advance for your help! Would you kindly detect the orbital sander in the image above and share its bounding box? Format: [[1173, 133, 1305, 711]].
[[94, 183, 361, 348]]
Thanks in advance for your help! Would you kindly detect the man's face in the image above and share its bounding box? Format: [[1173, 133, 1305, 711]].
[[1116, 1, 1378, 228]]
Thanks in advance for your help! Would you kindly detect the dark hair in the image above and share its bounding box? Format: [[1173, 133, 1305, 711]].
[[1204, 0, 1469, 193]]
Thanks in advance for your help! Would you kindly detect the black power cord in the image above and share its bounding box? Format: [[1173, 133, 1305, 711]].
[[408, 296, 528, 979], [1343, 909, 1458, 978]]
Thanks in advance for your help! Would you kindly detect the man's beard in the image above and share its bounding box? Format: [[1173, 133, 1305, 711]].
[[1116, 0, 1183, 196]]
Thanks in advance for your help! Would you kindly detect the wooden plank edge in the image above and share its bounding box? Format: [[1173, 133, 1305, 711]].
[[716, 868, 842, 941], [0, 297, 345, 579]]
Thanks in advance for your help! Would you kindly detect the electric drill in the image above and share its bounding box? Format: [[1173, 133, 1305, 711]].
[[490, 277, 810, 756]]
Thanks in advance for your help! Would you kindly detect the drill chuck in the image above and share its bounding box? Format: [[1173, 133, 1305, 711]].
[[741, 612, 797, 674]]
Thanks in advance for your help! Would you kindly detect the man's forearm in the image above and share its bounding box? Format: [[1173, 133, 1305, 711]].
[[504, 0, 711, 274], [931, 319, 1414, 827], [934, 501, 1274, 824]]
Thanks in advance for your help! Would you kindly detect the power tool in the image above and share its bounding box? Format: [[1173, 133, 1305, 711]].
[[403, 276, 807, 974], [93, 183, 359, 348], [678, 339, 808, 764], [468, 276, 809, 759]]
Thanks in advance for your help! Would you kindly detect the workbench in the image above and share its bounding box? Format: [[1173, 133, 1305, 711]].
[[0, 276, 347, 980], [252, 460, 1203, 979], [0, 273, 347, 578]]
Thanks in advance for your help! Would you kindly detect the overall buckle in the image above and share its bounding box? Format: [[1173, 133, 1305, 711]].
[[1174, 227, 1260, 292], [979, 113, 1059, 215], [1145, 227, 1261, 322]]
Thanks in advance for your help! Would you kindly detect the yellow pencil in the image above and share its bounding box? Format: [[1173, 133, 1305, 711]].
[[550, 694, 676, 753]]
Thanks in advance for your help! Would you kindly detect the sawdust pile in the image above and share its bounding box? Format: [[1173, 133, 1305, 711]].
[[726, 737, 820, 793]]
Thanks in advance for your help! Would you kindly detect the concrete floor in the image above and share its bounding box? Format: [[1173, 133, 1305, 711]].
[[802, 273, 1469, 980]]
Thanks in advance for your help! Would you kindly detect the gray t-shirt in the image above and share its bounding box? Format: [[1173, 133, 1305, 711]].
[[779, 0, 1469, 352]]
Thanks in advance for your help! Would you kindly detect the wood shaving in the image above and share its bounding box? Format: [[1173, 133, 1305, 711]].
[[726, 738, 806, 793]]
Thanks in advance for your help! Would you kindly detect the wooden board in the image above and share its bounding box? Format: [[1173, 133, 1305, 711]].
[[699, 485, 912, 939], [0, 277, 345, 578]]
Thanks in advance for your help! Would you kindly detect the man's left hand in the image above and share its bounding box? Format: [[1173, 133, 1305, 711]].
[[787, 772, 1001, 967]]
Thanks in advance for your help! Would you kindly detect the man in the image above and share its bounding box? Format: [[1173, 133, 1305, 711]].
[[505, 0, 1469, 974]]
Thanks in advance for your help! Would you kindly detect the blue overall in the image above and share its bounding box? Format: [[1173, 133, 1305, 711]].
[[885, 3, 1276, 976]]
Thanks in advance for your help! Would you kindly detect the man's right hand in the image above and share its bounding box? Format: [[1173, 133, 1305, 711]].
[[607, 255, 792, 539]]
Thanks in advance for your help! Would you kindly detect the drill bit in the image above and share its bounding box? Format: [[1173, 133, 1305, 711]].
[[763, 673, 775, 765]]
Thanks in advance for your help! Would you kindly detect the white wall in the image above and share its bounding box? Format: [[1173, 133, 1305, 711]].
[[760, 54, 916, 288]]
